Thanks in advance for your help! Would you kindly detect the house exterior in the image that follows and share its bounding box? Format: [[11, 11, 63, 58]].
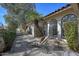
[[31, 4, 79, 41], [43, 4, 76, 39]]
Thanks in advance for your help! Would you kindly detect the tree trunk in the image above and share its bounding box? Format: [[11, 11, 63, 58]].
[[34, 20, 44, 37], [22, 23, 28, 32]]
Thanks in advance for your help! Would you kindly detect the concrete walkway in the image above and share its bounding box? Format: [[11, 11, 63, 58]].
[[2, 35, 79, 56]]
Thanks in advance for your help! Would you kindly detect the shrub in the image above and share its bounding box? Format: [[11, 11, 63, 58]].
[[2, 30, 16, 52], [64, 21, 79, 51]]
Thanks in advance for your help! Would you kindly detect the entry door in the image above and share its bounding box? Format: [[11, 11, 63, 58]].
[[49, 23, 54, 37], [49, 20, 57, 38]]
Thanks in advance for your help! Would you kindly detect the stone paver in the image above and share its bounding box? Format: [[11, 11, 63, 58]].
[[2, 35, 79, 56]]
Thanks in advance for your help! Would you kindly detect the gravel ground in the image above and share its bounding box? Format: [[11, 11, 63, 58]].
[[2, 35, 79, 56]]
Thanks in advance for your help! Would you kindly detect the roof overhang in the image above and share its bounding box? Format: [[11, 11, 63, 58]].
[[43, 4, 75, 21]]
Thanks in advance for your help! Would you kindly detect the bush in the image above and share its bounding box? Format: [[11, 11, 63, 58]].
[[64, 21, 79, 51], [2, 30, 16, 52]]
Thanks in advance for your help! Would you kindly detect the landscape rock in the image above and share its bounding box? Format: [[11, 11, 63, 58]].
[[0, 37, 5, 52]]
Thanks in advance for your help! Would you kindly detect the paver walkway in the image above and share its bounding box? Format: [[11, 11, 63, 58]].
[[2, 35, 79, 56]]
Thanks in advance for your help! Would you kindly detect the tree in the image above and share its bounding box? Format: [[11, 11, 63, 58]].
[[25, 10, 44, 37], [4, 15, 18, 31], [0, 3, 35, 32]]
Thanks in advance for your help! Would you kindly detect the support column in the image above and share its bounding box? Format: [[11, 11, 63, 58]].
[[57, 19, 62, 40], [31, 24, 35, 37], [47, 22, 50, 37]]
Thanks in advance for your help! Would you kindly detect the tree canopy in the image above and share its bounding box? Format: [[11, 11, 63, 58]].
[[25, 10, 43, 24], [0, 3, 35, 31]]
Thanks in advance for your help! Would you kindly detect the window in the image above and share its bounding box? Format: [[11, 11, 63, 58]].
[[62, 14, 77, 22]]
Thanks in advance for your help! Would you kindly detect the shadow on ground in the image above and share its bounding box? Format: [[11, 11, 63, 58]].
[[3, 35, 71, 56]]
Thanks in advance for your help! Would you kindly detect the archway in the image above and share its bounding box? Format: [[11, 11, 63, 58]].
[[61, 14, 77, 38]]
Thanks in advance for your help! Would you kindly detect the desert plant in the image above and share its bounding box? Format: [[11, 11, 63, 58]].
[[2, 30, 16, 52], [63, 21, 79, 51]]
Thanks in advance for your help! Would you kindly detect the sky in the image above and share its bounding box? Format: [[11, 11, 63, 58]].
[[35, 3, 68, 16], [0, 3, 67, 25], [0, 6, 7, 25]]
